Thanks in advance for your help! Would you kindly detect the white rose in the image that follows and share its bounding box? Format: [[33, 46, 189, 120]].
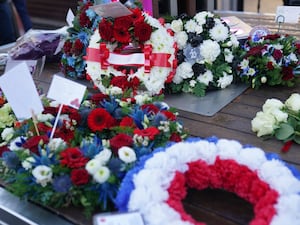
[[118, 146, 137, 163], [262, 99, 284, 113], [271, 109, 288, 123], [285, 93, 300, 112], [170, 19, 183, 33], [251, 111, 276, 137]]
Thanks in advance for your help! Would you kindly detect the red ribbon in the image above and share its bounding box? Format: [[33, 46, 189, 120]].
[[85, 43, 109, 69]]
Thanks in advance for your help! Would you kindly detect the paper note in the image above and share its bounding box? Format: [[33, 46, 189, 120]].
[[276, 6, 300, 23], [0, 62, 44, 120], [91, 1, 132, 18], [93, 212, 144, 225], [66, 8, 75, 27], [5, 58, 37, 74], [47, 75, 86, 109]]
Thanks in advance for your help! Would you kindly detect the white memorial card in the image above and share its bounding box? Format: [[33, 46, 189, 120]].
[[47, 75, 86, 109], [91, 1, 132, 18], [0, 62, 44, 120], [66, 8, 75, 27], [93, 212, 144, 225], [276, 6, 300, 23], [5, 58, 37, 74]]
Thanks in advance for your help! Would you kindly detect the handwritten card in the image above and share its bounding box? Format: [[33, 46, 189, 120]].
[[0, 62, 44, 120], [91, 1, 132, 18], [47, 75, 86, 109], [93, 212, 144, 225], [276, 6, 300, 23]]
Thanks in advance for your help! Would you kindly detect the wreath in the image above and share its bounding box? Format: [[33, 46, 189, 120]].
[[166, 12, 240, 97], [85, 8, 177, 96], [116, 137, 300, 225]]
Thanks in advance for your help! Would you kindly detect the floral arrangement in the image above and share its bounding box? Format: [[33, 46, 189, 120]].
[[237, 34, 300, 89], [60, 0, 101, 79], [251, 93, 300, 152], [0, 93, 187, 217], [85, 7, 177, 96], [116, 137, 300, 225], [166, 12, 240, 97]]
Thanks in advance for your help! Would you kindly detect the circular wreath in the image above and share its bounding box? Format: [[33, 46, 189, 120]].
[[167, 12, 240, 97], [85, 8, 177, 96], [116, 137, 300, 225]]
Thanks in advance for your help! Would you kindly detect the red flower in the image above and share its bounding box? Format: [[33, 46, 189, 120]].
[[266, 61, 274, 70], [54, 121, 75, 142], [113, 26, 131, 44], [282, 66, 294, 80], [0, 145, 9, 157], [114, 16, 133, 29], [72, 39, 84, 56], [110, 76, 131, 90], [71, 168, 90, 186], [62, 105, 81, 123], [22, 135, 49, 155], [133, 127, 160, 140], [141, 104, 159, 114], [109, 133, 133, 154], [263, 34, 280, 40], [37, 122, 52, 134], [99, 18, 114, 41], [60, 147, 88, 169], [272, 49, 283, 61], [246, 45, 264, 57], [119, 116, 135, 128], [130, 8, 143, 21], [169, 133, 182, 142], [63, 40, 72, 55], [87, 108, 116, 132], [79, 12, 91, 27], [90, 93, 109, 104], [161, 110, 177, 121], [134, 21, 152, 42]]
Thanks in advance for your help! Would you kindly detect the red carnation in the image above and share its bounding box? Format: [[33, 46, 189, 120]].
[[71, 168, 90, 186], [266, 61, 274, 70], [110, 133, 133, 154], [141, 104, 159, 114], [63, 40, 72, 55], [87, 108, 116, 132], [169, 133, 182, 142], [133, 127, 160, 140], [134, 21, 152, 42], [54, 122, 75, 142], [161, 110, 177, 121], [99, 18, 114, 41], [72, 39, 84, 56], [60, 147, 88, 169], [37, 122, 52, 134], [114, 16, 133, 29], [110, 76, 130, 90], [282, 66, 294, 80], [246, 45, 264, 57], [22, 135, 49, 155], [113, 26, 131, 44], [272, 49, 283, 61], [79, 12, 91, 27], [90, 93, 109, 104]]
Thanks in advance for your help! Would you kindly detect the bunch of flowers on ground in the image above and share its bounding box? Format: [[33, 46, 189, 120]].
[[251, 93, 300, 152], [237, 34, 300, 89], [166, 12, 240, 97], [0, 93, 187, 217], [85, 7, 177, 96]]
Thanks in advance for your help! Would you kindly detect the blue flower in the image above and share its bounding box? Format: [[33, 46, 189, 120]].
[[2, 151, 20, 170], [52, 175, 72, 193], [81, 136, 103, 158]]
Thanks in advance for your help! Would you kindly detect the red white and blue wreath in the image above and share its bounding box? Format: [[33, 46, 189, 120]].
[[116, 137, 300, 225], [85, 8, 177, 96]]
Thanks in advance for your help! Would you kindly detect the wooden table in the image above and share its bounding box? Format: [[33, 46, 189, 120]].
[[2, 11, 300, 225]]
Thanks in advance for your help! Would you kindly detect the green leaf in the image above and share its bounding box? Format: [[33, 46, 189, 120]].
[[275, 123, 294, 141], [294, 135, 300, 144]]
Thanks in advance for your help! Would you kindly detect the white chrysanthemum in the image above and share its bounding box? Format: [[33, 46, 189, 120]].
[[200, 40, 221, 63], [173, 62, 194, 84], [93, 166, 110, 183], [170, 19, 183, 33], [209, 23, 229, 42], [118, 146, 137, 163], [217, 73, 233, 88], [197, 70, 213, 85], [32, 165, 52, 187], [37, 113, 55, 122], [1, 127, 14, 142], [194, 11, 212, 25], [175, 31, 188, 49], [184, 20, 198, 33], [94, 148, 112, 165]]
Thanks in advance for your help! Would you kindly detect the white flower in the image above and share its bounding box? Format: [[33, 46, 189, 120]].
[[9, 136, 27, 151], [93, 166, 110, 183], [37, 113, 54, 122], [197, 70, 213, 86], [86, 158, 102, 175], [209, 23, 229, 42], [200, 40, 221, 63], [32, 165, 53, 187], [271, 109, 288, 123], [247, 68, 256, 76], [240, 59, 249, 70], [224, 48, 234, 63], [288, 53, 298, 62], [285, 93, 300, 112], [251, 111, 276, 137], [1, 127, 14, 142], [261, 76, 267, 83], [107, 86, 123, 95], [230, 34, 239, 47], [134, 94, 152, 105], [22, 157, 35, 170], [170, 19, 183, 33], [217, 73, 233, 89], [194, 11, 212, 25], [175, 31, 188, 49], [262, 99, 284, 113], [48, 138, 66, 152], [94, 148, 112, 165], [189, 80, 197, 87], [118, 146, 137, 163], [173, 62, 193, 84], [184, 20, 198, 33]]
